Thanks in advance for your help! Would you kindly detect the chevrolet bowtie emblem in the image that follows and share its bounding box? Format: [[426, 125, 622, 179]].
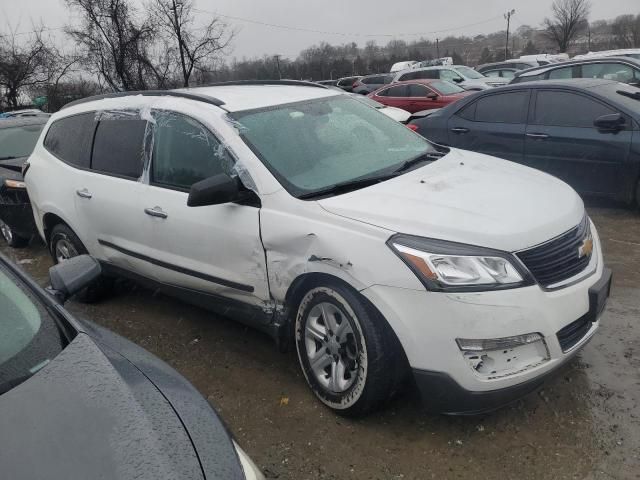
[[579, 237, 593, 258]]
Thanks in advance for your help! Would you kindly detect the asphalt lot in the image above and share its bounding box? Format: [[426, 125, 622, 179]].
[[2, 204, 639, 480]]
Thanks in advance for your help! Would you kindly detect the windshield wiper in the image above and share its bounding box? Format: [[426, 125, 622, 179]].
[[298, 172, 398, 199], [393, 151, 445, 174]]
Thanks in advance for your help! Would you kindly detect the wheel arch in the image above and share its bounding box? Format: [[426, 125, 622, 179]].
[[42, 212, 75, 246]]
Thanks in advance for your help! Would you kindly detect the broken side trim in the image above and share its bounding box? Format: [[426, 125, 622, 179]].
[[98, 239, 254, 293]]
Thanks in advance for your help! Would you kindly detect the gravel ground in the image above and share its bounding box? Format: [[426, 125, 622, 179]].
[[2, 205, 638, 480]]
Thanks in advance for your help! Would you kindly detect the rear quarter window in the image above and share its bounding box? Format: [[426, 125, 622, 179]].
[[43, 113, 97, 168]]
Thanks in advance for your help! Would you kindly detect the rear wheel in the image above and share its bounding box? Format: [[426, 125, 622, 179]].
[[295, 281, 406, 417], [49, 223, 113, 302], [0, 218, 29, 248]]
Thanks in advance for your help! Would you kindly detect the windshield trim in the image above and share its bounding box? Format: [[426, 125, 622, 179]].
[[230, 95, 437, 200]]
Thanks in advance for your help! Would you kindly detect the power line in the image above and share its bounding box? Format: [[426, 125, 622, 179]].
[[193, 8, 503, 38]]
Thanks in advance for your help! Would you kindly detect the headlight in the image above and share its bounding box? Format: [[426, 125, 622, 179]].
[[4, 179, 26, 189], [233, 441, 265, 480], [388, 235, 533, 292]]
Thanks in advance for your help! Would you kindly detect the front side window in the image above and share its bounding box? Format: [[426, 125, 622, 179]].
[[386, 85, 409, 97], [440, 69, 463, 82], [408, 84, 430, 97], [151, 112, 232, 190], [0, 266, 67, 395], [91, 116, 147, 179], [474, 91, 529, 123], [43, 113, 97, 168], [430, 80, 465, 95], [533, 91, 616, 128], [453, 66, 485, 79], [233, 96, 434, 197], [0, 123, 45, 160]]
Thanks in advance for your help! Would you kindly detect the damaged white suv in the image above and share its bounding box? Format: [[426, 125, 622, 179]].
[[25, 81, 611, 416]]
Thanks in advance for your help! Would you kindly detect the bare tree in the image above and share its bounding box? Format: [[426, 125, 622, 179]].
[[543, 0, 591, 52], [65, 0, 169, 91], [150, 0, 234, 87], [611, 14, 640, 48], [0, 28, 55, 109]]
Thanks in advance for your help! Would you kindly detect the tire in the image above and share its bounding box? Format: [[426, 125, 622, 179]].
[[295, 282, 406, 417], [49, 223, 113, 303], [0, 218, 29, 248]]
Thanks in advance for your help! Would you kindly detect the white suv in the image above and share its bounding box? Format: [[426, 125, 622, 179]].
[[25, 81, 611, 416]]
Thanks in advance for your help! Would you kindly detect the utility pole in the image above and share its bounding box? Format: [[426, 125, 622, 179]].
[[273, 54, 282, 79], [436, 38, 440, 58], [587, 24, 591, 51], [504, 9, 515, 61], [170, 0, 189, 87]]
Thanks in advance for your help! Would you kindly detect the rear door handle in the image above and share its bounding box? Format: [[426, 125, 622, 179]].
[[76, 188, 92, 199], [450, 127, 469, 134], [144, 206, 168, 219], [526, 133, 549, 140]]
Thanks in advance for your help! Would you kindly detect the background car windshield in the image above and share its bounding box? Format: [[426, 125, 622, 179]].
[[455, 66, 485, 79], [0, 125, 44, 159], [233, 96, 433, 196], [431, 80, 465, 94], [0, 265, 66, 395]]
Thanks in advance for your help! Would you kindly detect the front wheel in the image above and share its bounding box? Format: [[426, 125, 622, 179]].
[[0, 218, 29, 248], [295, 282, 406, 417]]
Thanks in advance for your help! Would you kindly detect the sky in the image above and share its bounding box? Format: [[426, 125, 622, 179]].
[[1, 0, 638, 60]]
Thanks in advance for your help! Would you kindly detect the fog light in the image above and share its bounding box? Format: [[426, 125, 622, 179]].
[[456, 333, 543, 352], [457, 333, 549, 380]]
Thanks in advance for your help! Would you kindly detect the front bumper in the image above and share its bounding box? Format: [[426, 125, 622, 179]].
[[361, 227, 611, 413]]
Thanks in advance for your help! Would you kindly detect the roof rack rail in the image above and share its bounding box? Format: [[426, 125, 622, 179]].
[[201, 79, 328, 89], [61, 90, 226, 110]]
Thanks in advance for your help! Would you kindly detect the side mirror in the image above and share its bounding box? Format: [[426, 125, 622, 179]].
[[594, 113, 625, 132], [427, 93, 439, 100], [187, 173, 250, 207], [452, 77, 463, 83], [48, 255, 101, 303]]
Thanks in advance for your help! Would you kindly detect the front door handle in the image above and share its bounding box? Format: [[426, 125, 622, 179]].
[[451, 127, 469, 134], [76, 188, 92, 199], [526, 133, 549, 140], [144, 206, 168, 219]]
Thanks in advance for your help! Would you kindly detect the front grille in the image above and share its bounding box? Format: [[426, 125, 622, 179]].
[[517, 216, 591, 287], [557, 314, 592, 352]]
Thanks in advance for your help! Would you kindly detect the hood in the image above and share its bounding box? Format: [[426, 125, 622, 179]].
[[318, 149, 584, 252], [0, 333, 243, 480]]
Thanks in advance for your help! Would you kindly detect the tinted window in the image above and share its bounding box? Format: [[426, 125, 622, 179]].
[[533, 91, 616, 127], [151, 112, 231, 190], [363, 75, 384, 84], [431, 80, 465, 95], [43, 113, 97, 168], [0, 265, 66, 395], [408, 84, 429, 97], [501, 70, 516, 79], [484, 70, 501, 77], [92, 117, 147, 178], [548, 66, 574, 79], [582, 63, 638, 83], [475, 92, 529, 123], [456, 102, 476, 121], [0, 124, 44, 159], [386, 85, 409, 97]]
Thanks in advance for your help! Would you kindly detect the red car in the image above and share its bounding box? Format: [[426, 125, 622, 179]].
[[367, 79, 471, 113]]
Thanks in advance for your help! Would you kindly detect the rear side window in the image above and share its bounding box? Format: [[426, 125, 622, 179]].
[[43, 113, 97, 168], [151, 112, 231, 190], [386, 85, 409, 97], [91, 118, 147, 179], [533, 91, 616, 128], [474, 91, 529, 123], [548, 66, 575, 79], [582, 63, 638, 83]]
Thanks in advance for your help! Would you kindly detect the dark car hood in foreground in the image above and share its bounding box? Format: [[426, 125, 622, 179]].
[[0, 327, 244, 480], [0, 157, 27, 180]]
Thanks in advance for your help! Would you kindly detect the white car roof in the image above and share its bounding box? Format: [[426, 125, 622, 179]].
[[182, 84, 340, 112]]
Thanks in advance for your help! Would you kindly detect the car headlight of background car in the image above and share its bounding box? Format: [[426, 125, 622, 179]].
[[388, 234, 533, 291]]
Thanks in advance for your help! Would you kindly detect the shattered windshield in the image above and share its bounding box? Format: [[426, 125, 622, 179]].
[[232, 95, 434, 197]]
